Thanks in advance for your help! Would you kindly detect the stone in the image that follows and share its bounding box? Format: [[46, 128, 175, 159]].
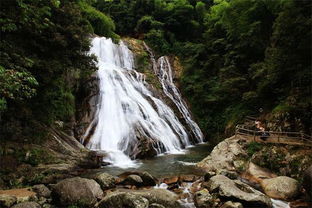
[[261, 176, 299, 200], [0, 188, 37, 203], [197, 137, 247, 173], [163, 176, 179, 185], [11, 202, 41, 208], [52, 177, 103, 207], [179, 175, 198, 182], [32, 184, 51, 198], [194, 188, 214, 208], [218, 170, 239, 179], [131, 189, 182, 208], [141, 172, 157, 186], [204, 172, 216, 181], [149, 203, 165, 208], [242, 162, 277, 184], [220, 201, 243, 208], [0, 194, 17, 207], [107, 189, 182, 208], [207, 175, 272, 207], [123, 175, 144, 186], [94, 172, 116, 190], [98, 192, 149, 208]]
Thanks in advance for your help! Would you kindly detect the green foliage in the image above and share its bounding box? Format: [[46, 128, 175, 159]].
[[246, 141, 263, 157], [78, 0, 118, 38], [0, 0, 97, 142]]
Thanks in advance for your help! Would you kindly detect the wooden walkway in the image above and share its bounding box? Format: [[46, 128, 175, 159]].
[[235, 124, 312, 147]]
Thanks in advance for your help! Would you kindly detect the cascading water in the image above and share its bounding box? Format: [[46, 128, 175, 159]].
[[157, 57, 203, 142], [144, 43, 203, 143], [83, 37, 203, 168]]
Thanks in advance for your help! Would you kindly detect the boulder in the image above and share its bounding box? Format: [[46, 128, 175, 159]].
[[0, 188, 37, 203], [130, 189, 182, 208], [32, 184, 51, 198], [179, 175, 198, 182], [52, 177, 103, 207], [98, 192, 149, 208], [0, 194, 17, 207], [94, 173, 116, 190], [197, 137, 247, 173], [194, 188, 214, 208], [261, 176, 299, 200], [220, 201, 243, 208], [123, 175, 144, 186], [163, 176, 179, 185], [207, 175, 272, 207], [11, 202, 41, 208], [141, 172, 157, 186], [242, 162, 277, 184]]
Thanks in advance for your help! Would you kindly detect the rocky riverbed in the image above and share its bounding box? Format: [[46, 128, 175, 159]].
[[1, 135, 311, 208]]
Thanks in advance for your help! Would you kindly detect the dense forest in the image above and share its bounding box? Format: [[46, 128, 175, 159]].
[[1, 0, 311, 142]]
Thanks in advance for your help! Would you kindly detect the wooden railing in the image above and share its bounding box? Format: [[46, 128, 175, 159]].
[[235, 124, 312, 146]]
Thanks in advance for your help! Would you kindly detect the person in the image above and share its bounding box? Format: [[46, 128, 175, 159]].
[[259, 126, 270, 141]]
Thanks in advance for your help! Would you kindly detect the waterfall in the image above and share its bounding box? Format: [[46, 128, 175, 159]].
[[83, 37, 203, 168], [144, 43, 203, 142]]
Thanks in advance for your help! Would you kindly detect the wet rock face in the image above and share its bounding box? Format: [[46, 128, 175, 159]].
[[74, 74, 99, 141], [261, 176, 299, 200], [51, 177, 103, 207], [206, 175, 272, 207]]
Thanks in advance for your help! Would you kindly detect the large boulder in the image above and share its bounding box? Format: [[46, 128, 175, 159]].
[[52, 177, 103, 207], [206, 175, 272, 207], [197, 137, 247, 173], [94, 172, 116, 190], [194, 188, 215, 208], [242, 162, 277, 184], [11, 202, 41, 208], [98, 192, 149, 208], [261, 176, 299, 200]]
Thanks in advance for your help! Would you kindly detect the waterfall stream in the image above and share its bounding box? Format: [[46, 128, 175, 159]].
[[82, 37, 203, 168]]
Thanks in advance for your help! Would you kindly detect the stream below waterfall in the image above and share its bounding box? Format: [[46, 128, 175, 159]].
[[88, 142, 212, 178]]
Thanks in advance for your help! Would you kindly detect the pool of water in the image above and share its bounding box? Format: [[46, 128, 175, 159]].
[[92, 143, 213, 178]]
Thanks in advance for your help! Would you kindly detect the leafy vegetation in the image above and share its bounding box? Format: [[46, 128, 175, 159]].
[[94, 0, 311, 138], [1, 0, 310, 143], [0, 0, 116, 142]]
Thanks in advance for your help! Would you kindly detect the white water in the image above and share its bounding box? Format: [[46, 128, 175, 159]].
[[144, 43, 203, 143], [83, 37, 203, 167]]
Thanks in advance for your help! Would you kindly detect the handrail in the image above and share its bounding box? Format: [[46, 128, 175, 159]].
[[235, 124, 312, 144]]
